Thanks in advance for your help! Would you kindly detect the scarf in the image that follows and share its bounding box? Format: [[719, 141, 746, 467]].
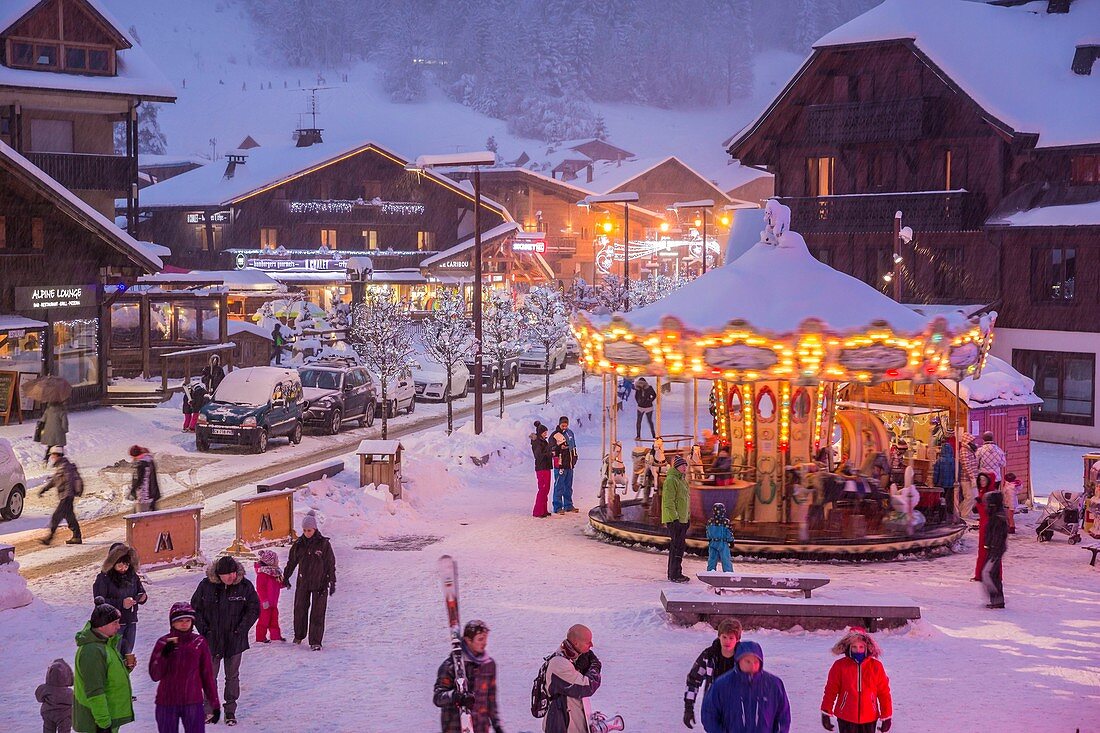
[[255, 550, 283, 580]]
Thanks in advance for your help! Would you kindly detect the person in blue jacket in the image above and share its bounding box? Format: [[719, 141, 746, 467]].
[[701, 641, 791, 733], [706, 503, 735, 572]]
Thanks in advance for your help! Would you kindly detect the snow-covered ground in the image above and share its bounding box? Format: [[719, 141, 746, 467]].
[[1, 380, 1096, 732]]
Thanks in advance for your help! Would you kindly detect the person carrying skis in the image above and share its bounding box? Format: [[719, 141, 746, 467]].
[[683, 618, 742, 729], [820, 627, 892, 733], [706, 503, 735, 573], [282, 513, 336, 650], [432, 619, 503, 733]]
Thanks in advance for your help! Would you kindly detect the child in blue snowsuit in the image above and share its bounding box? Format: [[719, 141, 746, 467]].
[[706, 502, 734, 572]]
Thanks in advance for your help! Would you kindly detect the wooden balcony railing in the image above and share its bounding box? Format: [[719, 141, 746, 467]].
[[779, 190, 985, 233], [26, 152, 134, 192], [806, 97, 941, 145]]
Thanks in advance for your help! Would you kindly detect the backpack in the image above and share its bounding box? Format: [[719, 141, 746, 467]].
[[70, 464, 85, 497], [530, 651, 561, 719]]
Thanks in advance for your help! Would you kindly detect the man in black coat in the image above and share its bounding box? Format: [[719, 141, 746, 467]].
[[283, 514, 336, 650], [982, 492, 1009, 609], [191, 555, 261, 725]]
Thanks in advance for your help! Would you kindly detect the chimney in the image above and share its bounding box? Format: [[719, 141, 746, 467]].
[[1047, 0, 1072, 12], [294, 128, 324, 147], [586, 164, 593, 184], [223, 150, 248, 180], [1072, 45, 1099, 75]]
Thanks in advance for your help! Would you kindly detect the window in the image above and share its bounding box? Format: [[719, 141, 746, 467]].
[[109, 302, 140, 348], [1013, 349, 1094, 425], [807, 156, 835, 196], [11, 42, 33, 66], [867, 150, 897, 191], [53, 319, 97, 389], [944, 150, 953, 190], [362, 229, 378, 250], [756, 387, 776, 421], [363, 180, 381, 199], [320, 229, 337, 249], [88, 48, 110, 72], [418, 231, 435, 251], [867, 246, 892, 287], [32, 218, 44, 249], [34, 44, 58, 68], [260, 227, 278, 250], [1033, 246, 1076, 301], [1071, 155, 1100, 185], [65, 47, 86, 70]]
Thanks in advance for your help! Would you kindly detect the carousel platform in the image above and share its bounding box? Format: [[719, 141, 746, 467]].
[[589, 500, 967, 561]]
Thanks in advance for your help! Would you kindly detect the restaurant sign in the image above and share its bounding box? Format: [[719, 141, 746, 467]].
[[231, 248, 348, 271], [15, 285, 96, 311], [512, 233, 546, 254]]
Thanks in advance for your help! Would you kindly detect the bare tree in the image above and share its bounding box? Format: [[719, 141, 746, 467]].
[[350, 288, 417, 439], [422, 288, 475, 434]]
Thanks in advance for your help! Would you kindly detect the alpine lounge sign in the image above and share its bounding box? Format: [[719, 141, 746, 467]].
[[15, 285, 95, 310]]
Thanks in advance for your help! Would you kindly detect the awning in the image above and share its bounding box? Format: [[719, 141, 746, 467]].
[[0, 315, 49, 331]]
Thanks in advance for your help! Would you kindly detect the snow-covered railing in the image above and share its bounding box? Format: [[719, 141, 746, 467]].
[[158, 342, 237, 393]]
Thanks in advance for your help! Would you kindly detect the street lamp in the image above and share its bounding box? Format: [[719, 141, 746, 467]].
[[407, 150, 496, 435], [578, 192, 640, 310], [668, 199, 715, 274]]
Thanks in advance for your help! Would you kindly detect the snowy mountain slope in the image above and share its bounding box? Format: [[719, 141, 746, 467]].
[[103, 0, 800, 181]]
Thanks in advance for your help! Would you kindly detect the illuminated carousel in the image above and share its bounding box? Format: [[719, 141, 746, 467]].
[[574, 202, 997, 560]]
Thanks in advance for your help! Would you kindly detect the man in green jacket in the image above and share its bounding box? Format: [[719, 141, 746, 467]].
[[662, 455, 691, 583], [73, 598, 134, 732]]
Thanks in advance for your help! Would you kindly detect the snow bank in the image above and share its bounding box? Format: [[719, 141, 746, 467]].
[[956, 356, 1041, 408], [0, 560, 33, 612]]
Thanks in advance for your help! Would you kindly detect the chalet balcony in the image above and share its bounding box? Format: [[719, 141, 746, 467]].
[[806, 98, 941, 145], [779, 191, 985, 233], [26, 152, 134, 192]]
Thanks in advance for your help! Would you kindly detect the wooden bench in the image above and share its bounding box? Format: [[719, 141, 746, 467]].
[[0, 543, 13, 566], [257, 459, 344, 493], [1084, 543, 1100, 567], [662, 588, 921, 632], [697, 571, 831, 599]]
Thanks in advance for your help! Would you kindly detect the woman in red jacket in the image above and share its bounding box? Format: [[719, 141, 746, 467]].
[[821, 627, 892, 733]]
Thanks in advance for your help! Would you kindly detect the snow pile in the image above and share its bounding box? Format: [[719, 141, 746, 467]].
[[958, 356, 1041, 408], [295, 474, 423, 539], [0, 559, 33, 612]]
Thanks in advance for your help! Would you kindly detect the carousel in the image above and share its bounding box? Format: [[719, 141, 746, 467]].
[[573, 202, 998, 560]]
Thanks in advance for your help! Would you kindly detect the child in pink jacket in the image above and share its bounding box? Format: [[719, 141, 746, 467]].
[[254, 549, 285, 642]]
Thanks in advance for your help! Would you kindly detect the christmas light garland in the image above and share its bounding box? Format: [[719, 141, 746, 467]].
[[288, 199, 426, 216]]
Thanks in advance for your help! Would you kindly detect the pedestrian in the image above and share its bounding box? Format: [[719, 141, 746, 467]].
[[663, 455, 691, 583], [931, 440, 955, 517], [551, 416, 578, 514], [634, 377, 656, 440], [1002, 472, 1020, 534], [38, 400, 69, 461], [698, 429, 718, 459], [542, 624, 601, 733], [36, 658, 74, 733], [982, 491, 1009, 609], [706, 503, 734, 573], [701, 641, 790, 733], [432, 619, 503, 733], [282, 513, 336, 651], [957, 433, 979, 518], [200, 355, 224, 394], [710, 447, 733, 487], [190, 555, 260, 726], [73, 597, 133, 733], [253, 549, 285, 643], [972, 474, 998, 582], [128, 446, 161, 513], [683, 618, 742, 729], [181, 382, 206, 433], [820, 627, 893, 733], [617, 376, 634, 412], [92, 543, 148, 672], [531, 421, 553, 518], [149, 602, 221, 732], [39, 446, 83, 545], [271, 324, 285, 365], [975, 431, 1006, 491]]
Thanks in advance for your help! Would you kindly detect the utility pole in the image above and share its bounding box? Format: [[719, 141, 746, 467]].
[[893, 211, 902, 301]]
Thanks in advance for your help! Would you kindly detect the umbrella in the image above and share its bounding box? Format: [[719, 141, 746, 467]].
[[21, 375, 72, 403]]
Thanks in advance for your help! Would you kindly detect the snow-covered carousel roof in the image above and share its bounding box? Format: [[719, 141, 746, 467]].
[[573, 201, 995, 384]]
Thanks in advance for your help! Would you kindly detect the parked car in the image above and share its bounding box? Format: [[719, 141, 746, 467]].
[[565, 335, 581, 362], [369, 369, 417, 418], [0, 438, 26, 520], [465, 353, 521, 392], [298, 358, 377, 434], [413, 356, 470, 402], [518, 339, 568, 373], [196, 367, 305, 454]]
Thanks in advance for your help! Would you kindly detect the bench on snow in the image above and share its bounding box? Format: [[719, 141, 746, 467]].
[[1083, 542, 1100, 567], [697, 571, 831, 599], [257, 459, 344, 493], [662, 587, 921, 632]]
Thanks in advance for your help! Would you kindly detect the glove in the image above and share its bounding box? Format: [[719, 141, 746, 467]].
[[282, 580, 292, 589], [492, 721, 505, 733], [208, 708, 221, 724], [329, 584, 336, 597], [457, 691, 476, 709], [880, 719, 892, 732], [683, 701, 695, 728], [160, 641, 176, 657], [821, 713, 835, 731]]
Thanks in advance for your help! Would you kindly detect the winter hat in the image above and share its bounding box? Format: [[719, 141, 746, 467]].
[[673, 455, 688, 473], [301, 513, 318, 531], [734, 640, 764, 665], [257, 549, 279, 567], [831, 626, 882, 658], [709, 502, 729, 525], [534, 421, 548, 436], [169, 602, 196, 624], [48, 446, 64, 456], [214, 555, 238, 576], [90, 596, 121, 629], [128, 445, 144, 458]]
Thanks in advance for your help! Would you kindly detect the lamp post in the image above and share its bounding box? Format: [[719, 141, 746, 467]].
[[578, 192, 639, 310], [408, 150, 496, 434], [668, 199, 715, 274]]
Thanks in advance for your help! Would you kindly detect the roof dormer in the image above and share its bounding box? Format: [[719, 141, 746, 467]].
[[1, 0, 130, 77]]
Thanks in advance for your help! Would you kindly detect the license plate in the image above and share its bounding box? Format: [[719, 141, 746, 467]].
[[211, 428, 235, 436], [415, 385, 425, 394]]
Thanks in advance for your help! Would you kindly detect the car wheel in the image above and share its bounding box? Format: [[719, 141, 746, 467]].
[[328, 409, 343, 435], [557, 357, 566, 371], [487, 373, 499, 393], [361, 405, 375, 428], [0, 485, 25, 520], [196, 435, 209, 452], [255, 430, 269, 454], [290, 421, 303, 445], [407, 396, 416, 414], [506, 368, 518, 389]]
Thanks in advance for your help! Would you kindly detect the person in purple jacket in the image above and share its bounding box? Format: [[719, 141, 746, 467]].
[[149, 602, 221, 731]]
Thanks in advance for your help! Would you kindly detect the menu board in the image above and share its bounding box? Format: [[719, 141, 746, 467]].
[[0, 371, 21, 425]]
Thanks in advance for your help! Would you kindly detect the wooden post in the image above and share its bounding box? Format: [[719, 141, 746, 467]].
[[655, 375, 662, 436], [693, 378, 699, 439], [623, 202, 631, 311], [140, 295, 151, 379]]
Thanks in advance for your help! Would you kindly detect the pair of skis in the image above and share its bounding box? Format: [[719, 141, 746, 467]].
[[439, 554, 476, 733]]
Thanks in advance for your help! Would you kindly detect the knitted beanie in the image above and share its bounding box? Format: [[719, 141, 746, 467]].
[[214, 555, 237, 576], [169, 602, 196, 624], [90, 596, 121, 628], [301, 513, 318, 531]]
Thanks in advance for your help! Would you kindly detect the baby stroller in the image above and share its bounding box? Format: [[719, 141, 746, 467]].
[[1036, 490, 1082, 544]]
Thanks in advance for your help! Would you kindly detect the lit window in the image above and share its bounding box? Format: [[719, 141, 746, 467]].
[[807, 156, 835, 196], [260, 228, 278, 250], [418, 231, 435, 250], [321, 229, 337, 249], [362, 229, 378, 250], [1033, 246, 1076, 301]]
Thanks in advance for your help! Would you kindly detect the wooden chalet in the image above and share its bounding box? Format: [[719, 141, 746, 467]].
[[726, 0, 1100, 445], [0, 0, 175, 232]]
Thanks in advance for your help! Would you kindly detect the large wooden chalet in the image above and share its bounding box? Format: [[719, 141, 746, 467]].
[[726, 0, 1100, 444]]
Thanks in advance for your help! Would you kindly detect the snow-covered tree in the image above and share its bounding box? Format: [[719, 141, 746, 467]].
[[114, 104, 167, 155], [485, 135, 498, 154], [481, 289, 527, 417], [592, 115, 610, 141], [594, 274, 629, 313], [521, 287, 569, 404], [422, 288, 475, 434], [350, 288, 417, 439]]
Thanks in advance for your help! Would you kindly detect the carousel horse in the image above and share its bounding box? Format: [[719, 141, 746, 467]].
[[630, 446, 650, 495], [642, 438, 668, 503], [600, 441, 628, 502], [689, 444, 704, 483]]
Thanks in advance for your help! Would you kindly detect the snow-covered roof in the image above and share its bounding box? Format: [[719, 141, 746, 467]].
[[227, 320, 273, 340], [812, 0, 1100, 149], [583, 156, 731, 203], [138, 269, 285, 292], [0, 315, 48, 331], [419, 222, 521, 267], [704, 161, 773, 196], [139, 154, 208, 169], [950, 355, 1042, 408], [987, 198, 1100, 227], [0, 140, 161, 271], [0, 0, 175, 101]]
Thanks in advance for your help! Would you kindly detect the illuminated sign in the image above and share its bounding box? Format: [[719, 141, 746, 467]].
[[185, 211, 230, 224], [512, 235, 546, 253], [15, 285, 96, 310]]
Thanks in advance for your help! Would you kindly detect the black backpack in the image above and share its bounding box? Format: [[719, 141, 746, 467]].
[[530, 651, 561, 718]]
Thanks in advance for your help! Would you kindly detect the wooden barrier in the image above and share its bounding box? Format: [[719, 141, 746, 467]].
[[125, 505, 203, 571], [225, 488, 297, 556], [257, 459, 343, 493]]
